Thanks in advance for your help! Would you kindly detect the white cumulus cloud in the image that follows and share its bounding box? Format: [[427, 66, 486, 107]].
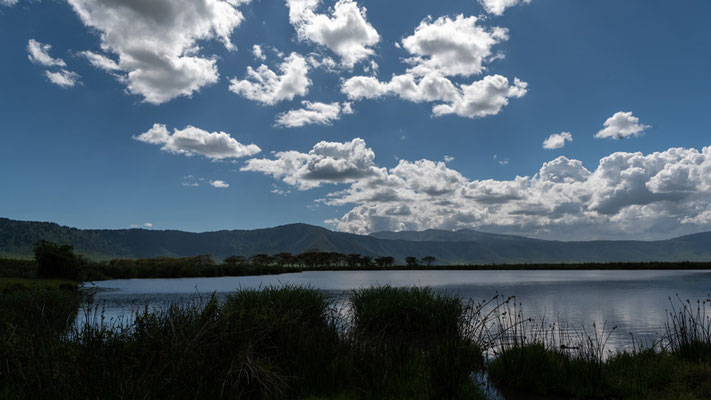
[[340, 13, 525, 119], [595, 111, 651, 140], [27, 39, 66, 67], [210, 180, 230, 188], [401, 15, 508, 77], [134, 124, 261, 160], [79, 51, 121, 72], [68, 0, 249, 104], [45, 69, 81, 88], [479, 0, 532, 16], [432, 75, 527, 118], [343, 73, 526, 119], [229, 52, 311, 105], [252, 44, 266, 61], [241, 138, 382, 189], [275, 101, 353, 127], [543, 132, 573, 149], [287, 0, 380, 68], [244, 138, 711, 240]]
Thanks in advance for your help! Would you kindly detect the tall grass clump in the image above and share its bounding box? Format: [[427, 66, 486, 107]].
[[0, 280, 82, 399], [1, 285, 343, 399], [486, 295, 619, 398], [221, 285, 342, 397], [487, 295, 711, 399], [349, 286, 484, 399], [664, 295, 711, 363]]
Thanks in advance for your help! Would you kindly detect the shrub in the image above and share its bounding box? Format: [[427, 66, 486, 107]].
[[33, 240, 82, 280]]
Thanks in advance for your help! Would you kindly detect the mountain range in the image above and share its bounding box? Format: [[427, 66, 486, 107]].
[[1, 217, 711, 264]]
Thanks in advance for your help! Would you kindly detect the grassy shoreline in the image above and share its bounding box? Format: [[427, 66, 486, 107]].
[[2, 281, 710, 399]]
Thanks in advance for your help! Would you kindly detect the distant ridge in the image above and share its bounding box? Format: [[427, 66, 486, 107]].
[[2, 217, 711, 264], [369, 229, 542, 243]]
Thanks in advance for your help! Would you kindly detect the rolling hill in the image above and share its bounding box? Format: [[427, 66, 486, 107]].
[[1, 217, 710, 264]]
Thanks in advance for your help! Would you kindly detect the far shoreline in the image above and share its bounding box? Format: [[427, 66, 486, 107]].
[[82, 262, 711, 282], [302, 261, 711, 272]]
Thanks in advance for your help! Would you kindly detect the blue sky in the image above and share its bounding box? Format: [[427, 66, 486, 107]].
[[1, 0, 710, 240]]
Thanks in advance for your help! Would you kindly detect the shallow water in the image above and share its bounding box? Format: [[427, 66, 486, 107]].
[[83, 269, 711, 352]]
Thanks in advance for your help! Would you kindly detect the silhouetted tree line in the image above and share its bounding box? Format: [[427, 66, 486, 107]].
[[28, 240, 439, 281], [224, 250, 436, 269], [225, 250, 404, 268]]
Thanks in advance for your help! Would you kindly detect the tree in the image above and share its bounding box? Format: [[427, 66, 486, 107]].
[[359, 256, 374, 268], [422, 256, 436, 267], [274, 252, 294, 267], [375, 256, 395, 268], [34, 240, 82, 280], [224, 255, 248, 265], [249, 254, 274, 266], [346, 254, 361, 268], [405, 256, 419, 267]]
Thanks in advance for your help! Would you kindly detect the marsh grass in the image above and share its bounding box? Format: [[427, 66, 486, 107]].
[[1, 284, 490, 399], [487, 294, 711, 399], [0, 259, 36, 278], [4, 280, 711, 400], [348, 286, 485, 399]]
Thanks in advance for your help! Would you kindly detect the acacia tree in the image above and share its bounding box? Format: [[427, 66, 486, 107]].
[[422, 256, 436, 267], [375, 256, 395, 268], [405, 256, 419, 267], [249, 254, 274, 266], [224, 256, 248, 265], [346, 254, 361, 268], [274, 252, 294, 267], [359, 256, 374, 268]]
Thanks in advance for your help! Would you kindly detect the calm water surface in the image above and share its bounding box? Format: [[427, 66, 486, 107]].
[[83, 269, 711, 352]]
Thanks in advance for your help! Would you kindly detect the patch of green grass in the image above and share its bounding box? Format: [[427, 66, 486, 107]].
[[0, 278, 79, 332], [0, 258, 36, 278], [349, 286, 484, 400], [0, 277, 77, 290]]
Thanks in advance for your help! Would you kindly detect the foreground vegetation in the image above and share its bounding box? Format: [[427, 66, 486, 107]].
[[1, 284, 488, 399], [3, 272, 711, 399], [487, 294, 711, 399]]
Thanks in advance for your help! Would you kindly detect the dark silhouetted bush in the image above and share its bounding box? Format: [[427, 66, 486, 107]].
[[34, 240, 82, 280]]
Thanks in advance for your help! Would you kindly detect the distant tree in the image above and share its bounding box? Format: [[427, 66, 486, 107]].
[[316, 252, 332, 268], [34, 240, 83, 280], [300, 250, 321, 268], [249, 254, 274, 266], [346, 254, 361, 268], [405, 256, 419, 267], [274, 252, 294, 267], [375, 256, 395, 268], [224, 256, 248, 265], [359, 256, 374, 268], [194, 255, 215, 266], [331, 252, 348, 267], [422, 256, 436, 267]]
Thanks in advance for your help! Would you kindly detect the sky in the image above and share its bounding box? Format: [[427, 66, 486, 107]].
[[1, 0, 710, 241]]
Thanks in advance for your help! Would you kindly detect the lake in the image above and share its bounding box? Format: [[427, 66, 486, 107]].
[[83, 269, 711, 353]]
